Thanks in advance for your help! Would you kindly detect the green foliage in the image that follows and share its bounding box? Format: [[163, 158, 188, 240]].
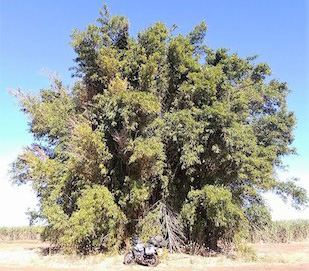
[[274, 178, 308, 209], [68, 121, 112, 180], [11, 5, 307, 254], [245, 204, 272, 233], [181, 185, 244, 249], [60, 185, 126, 254], [235, 243, 257, 261], [138, 205, 163, 242]]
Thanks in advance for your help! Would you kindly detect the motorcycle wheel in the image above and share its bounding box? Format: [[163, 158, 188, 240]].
[[147, 254, 159, 267], [123, 251, 135, 265]]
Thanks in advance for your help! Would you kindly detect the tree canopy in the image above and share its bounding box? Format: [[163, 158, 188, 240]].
[[11, 5, 307, 253]]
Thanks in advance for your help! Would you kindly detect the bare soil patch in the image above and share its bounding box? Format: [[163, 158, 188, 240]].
[[0, 240, 308, 271], [253, 242, 309, 253]]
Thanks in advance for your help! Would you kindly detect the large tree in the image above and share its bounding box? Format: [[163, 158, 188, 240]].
[[11, 6, 307, 253]]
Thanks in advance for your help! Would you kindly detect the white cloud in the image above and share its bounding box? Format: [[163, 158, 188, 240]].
[[0, 150, 38, 227], [265, 168, 309, 220]]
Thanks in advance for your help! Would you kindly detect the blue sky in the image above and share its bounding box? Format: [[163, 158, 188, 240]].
[[0, 0, 308, 226]]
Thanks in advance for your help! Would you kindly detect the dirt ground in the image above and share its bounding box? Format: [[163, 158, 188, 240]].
[[0, 240, 308, 271]]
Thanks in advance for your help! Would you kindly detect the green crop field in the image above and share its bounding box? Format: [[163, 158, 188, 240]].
[[1, 220, 309, 245], [0, 226, 43, 241], [250, 219, 309, 243]]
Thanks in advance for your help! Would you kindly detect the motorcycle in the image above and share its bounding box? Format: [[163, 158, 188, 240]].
[[123, 236, 163, 267]]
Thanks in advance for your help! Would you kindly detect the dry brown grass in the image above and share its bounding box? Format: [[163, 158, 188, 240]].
[[0, 240, 308, 270]]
